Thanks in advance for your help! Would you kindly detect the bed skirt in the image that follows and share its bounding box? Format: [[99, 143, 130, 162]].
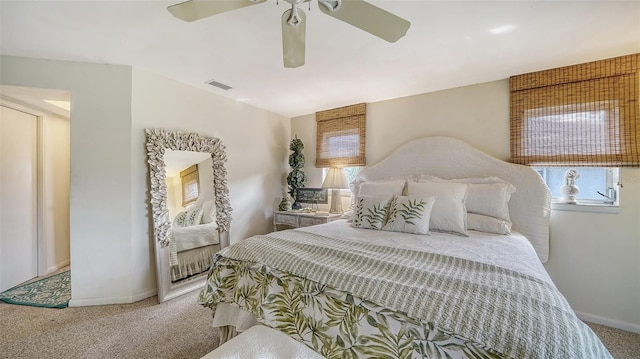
[[171, 244, 220, 282], [210, 303, 260, 344]]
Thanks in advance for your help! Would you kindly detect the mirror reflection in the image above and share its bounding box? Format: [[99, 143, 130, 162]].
[[146, 128, 232, 302], [164, 150, 221, 284]]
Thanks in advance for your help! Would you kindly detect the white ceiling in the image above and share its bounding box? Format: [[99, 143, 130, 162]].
[[1, 1, 639, 118]]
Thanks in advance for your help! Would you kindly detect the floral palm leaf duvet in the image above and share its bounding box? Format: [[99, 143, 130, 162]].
[[199, 229, 611, 359]]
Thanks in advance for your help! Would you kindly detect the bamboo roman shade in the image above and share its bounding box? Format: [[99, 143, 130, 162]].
[[510, 53, 640, 167], [180, 165, 200, 206], [316, 103, 366, 168]]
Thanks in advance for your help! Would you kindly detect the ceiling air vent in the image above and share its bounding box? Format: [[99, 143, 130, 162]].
[[206, 80, 232, 91]]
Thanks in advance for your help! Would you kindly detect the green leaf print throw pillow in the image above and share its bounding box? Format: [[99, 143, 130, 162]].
[[351, 195, 394, 230], [383, 196, 436, 235]]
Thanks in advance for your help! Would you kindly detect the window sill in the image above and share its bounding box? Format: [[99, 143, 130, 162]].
[[551, 202, 621, 214]]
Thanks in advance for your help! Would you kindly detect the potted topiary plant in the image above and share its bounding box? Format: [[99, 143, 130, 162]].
[[287, 136, 307, 209]]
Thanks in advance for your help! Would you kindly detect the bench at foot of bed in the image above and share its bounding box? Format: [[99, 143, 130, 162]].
[[201, 325, 325, 359]]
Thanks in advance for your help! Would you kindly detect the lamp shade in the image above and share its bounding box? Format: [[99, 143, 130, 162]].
[[322, 168, 349, 189]]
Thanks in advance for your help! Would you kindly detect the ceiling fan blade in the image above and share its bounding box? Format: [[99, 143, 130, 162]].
[[168, 0, 267, 22], [282, 8, 306, 68], [317, 0, 410, 42]]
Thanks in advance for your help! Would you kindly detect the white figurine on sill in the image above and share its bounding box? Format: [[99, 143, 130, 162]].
[[560, 168, 580, 204]]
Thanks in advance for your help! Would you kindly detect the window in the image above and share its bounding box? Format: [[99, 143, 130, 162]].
[[510, 53, 639, 167], [180, 165, 199, 206], [535, 167, 619, 205], [522, 101, 620, 158], [316, 103, 366, 168], [326, 133, 360, 158], [510, 54, 638, 211], [342, 167, 361, 184]]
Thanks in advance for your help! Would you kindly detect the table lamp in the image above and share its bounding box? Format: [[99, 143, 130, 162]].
[[322, 168, 349, 214]]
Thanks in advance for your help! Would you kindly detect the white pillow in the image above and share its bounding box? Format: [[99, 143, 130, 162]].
[[343, 179, 406, 220], [414, 176, 515, 221], [351, 195, 394, 230], [383, 196, 436, 235], [406, 181, 468, 236], [201, 200, 217, 225], [183, 208, 203, 226], [340, 180, 361, 219], [172, 211, 188, 227], [467, 213, 512, 235], [172, 208, 203, 227], [359, 180, 406, 196], [465, 183, 514, 221]]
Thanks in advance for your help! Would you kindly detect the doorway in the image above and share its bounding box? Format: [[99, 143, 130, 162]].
[[0, 87, 71, 293]]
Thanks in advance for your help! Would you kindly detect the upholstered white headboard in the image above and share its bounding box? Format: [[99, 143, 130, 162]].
[[355, 136, 552, 262]]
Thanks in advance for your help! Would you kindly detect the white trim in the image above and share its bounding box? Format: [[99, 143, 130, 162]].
[[36, 113, 46, 276], [551, 203, 622, 214], [575, 311, 640, 334], [47, 259, 70, 274], [68, 288, 157, 307], [0, 95, 67, 119]]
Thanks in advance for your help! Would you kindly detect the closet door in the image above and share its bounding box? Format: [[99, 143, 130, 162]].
[[0, 105, 38, 292]]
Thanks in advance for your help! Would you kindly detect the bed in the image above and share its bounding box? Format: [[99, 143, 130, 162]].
[[199, 136, 611, 358], [169, 201, 220, 282]]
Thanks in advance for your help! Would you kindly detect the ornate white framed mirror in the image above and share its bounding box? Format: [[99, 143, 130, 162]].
[[145, 128, 232, 303]]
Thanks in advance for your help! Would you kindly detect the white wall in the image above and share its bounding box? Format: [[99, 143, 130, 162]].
[[165, 175, 182, 220], [43, 113, 70, 272], [194, 157, 215, 209], [130, 68, 290, 295], [1, 55, 135, 305], [1, 56, 290, 304], [291, 80, 640, 333]]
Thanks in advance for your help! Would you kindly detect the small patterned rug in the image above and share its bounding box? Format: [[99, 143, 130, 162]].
[[0, 270, 70, 308]]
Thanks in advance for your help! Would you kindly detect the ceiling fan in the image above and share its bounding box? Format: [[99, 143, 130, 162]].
[[167, 0, 411, 68]]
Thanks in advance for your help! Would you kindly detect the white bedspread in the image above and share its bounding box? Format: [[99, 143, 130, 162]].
[[204, 219, 610, 358], [172, 223, 219, 252], [211, 219, 553, 331], [300, 219, 551, 283]]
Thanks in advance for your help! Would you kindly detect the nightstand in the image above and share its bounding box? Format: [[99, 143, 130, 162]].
[[273, 211, 342, 231]]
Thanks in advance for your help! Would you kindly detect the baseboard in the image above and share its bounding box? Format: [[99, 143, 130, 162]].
[[132, 288, 157, 302], [68, 288, 157, 307], [47, 259, 70, 274], [576, 311, 640, 334]]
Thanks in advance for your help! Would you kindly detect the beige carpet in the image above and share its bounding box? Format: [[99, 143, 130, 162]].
[[1, 289, 638, 359], [0, 291, 219, 359], [587, 322, 640, 359]]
